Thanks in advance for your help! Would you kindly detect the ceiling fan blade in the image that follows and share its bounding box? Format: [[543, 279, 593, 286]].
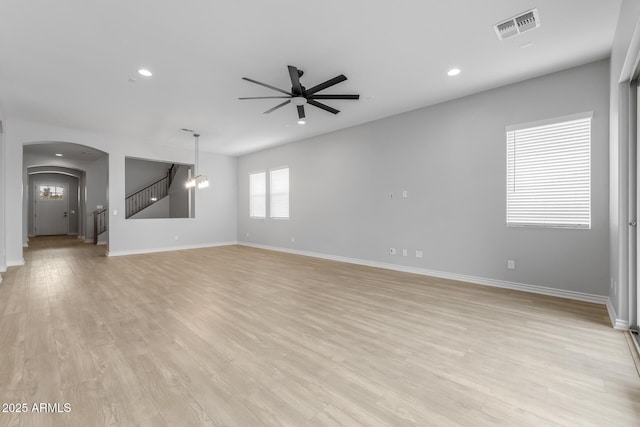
[[242, 77, 292, 95], [305, 75, 347, 95], [239, 96, 291, 100], [307, 99, 340, 114], [297, 105, 305, 119], [308, 94, 360, 100], [263, 100, 291, 114], [288, 66, 303, 95]]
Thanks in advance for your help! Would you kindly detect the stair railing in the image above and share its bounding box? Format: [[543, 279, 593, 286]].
[[93, 208, 107, 244], [125, 165, 177, 218]]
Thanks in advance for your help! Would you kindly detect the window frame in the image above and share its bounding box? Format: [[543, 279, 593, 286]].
[[269, 166, 290, 220], [249, 171, 267, 219], [39, 184, 65, 200]]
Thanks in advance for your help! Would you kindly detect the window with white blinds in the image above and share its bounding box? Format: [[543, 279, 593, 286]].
[[506, 113, 592, 229], [249, 172, 266, 218], [269, 167, 289, 219]]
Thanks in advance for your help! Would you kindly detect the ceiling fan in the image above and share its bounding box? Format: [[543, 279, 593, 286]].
[[239, 65, 359, 121]]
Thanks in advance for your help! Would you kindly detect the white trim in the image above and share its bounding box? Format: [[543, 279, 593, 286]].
[[505, 111, 593, 132], [607, 298, 631, 330], [620, 14, 640, 82], [7, 258, 25, 267], [106, 241, 238, 257], [238, 242, 608, 305], [28, 170, 81, 178]]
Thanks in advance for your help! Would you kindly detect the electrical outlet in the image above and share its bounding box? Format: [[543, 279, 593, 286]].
[[291, 237, 295, 243], [415, 250, 423, 258], [507, 259, 515, 270], [402, 249, 408, 257], [389, 248, 396, 255], [246, 232, 250, 237], [174, 235, 179, 241], [388, 192, 393, 199], [402, 190, 408, 198]]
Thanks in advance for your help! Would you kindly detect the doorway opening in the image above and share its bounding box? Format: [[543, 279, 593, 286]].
[[23, 142, 108, 250]]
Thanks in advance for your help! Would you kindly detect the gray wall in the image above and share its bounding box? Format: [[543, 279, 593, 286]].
[[28, 172, 80, 235], [238, 60, 610, 297], [109, 151, 237, 254], [125, 157, 172, 195], [169, 164, 191, 218], [130, 195, 170, 219]]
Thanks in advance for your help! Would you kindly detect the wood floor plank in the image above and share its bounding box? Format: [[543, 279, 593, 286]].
[[0, 236, 639, 426]]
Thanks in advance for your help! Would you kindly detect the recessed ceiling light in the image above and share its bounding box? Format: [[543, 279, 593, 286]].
[[297, 120, 306, 125], [55, 153, 63, 157], [137, 69, 153, 77], [447, 68, 461, 77]]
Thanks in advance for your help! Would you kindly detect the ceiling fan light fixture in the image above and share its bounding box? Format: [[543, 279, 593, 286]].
[[297, 119, 306, 125], [239, 65, 359, 120], [291, 96, 307, 106]]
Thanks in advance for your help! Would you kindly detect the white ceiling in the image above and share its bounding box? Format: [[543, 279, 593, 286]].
[[0, 0, 622, 156]]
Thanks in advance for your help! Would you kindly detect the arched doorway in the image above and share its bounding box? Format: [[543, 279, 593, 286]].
[[23, 142, 108, 248]]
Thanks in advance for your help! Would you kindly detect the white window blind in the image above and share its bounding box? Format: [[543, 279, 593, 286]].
[[249, 172, 266, 218], [506, 113, 591, 229], [270, 167, 289, 219]]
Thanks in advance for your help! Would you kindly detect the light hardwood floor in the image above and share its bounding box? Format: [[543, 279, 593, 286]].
[[0, 236, 639, 426]]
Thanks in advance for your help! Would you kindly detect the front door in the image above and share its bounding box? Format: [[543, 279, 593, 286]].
[[34, 183, 69, 235]]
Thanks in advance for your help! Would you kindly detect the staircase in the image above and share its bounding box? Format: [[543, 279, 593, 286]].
[[125, 164, 177, 218]]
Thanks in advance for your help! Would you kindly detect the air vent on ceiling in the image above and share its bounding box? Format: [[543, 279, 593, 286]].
[[494, 8, 540, 40]]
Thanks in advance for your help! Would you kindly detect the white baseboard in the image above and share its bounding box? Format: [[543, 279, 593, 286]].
[[607, 298, 631, 330], [7, 258, 25, 267], [107, 241, 238, 257], [238, 242, 609, 306]]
